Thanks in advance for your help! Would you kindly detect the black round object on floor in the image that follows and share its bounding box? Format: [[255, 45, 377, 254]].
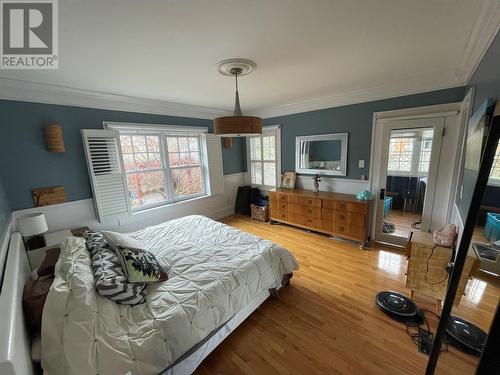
[[376, 291, 419, 322], [446, 316, 487, 357]]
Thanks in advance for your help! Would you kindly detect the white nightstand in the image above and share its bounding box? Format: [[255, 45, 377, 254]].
[[27, 227, 88, 270]]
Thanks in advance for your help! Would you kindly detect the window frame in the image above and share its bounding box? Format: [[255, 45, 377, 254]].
[[488, 141, 500, 187], [387, 128, 434, 177], [104, 122, 209, 212], [246, 125, 281, 190]]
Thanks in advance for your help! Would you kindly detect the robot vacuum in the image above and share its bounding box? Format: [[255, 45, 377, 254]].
[[375, 291, 420, 322], [446, 316, 487, 357]]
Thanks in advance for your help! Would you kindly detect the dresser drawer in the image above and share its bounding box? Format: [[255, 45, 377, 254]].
[[301, 205, 321, 218], [334, 222, 348, 235], [299, 196, 322, 208], [278, 201, 288, 212], [348, 213, 365, 238], [268, 191, 278, 202], [301, 216, 321, 229], [321, 219, 333, 232], [322, 208, 334, 221], [269, 204, 279, 218], [335, 211, 348, 224], [322, 200, 335, 210], [335, 201, 366, 214]]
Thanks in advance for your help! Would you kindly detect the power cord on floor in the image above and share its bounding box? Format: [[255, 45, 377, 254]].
[[424, 244, 449, 285], [405, 310, 448, 354]]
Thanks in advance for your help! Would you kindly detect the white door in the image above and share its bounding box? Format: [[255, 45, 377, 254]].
[[372, 117, 445, 246]]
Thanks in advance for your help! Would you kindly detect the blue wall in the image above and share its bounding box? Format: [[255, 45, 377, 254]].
[[456, 31, 500, 220], [0, 176, 10, 236], [263, 87, 466, 179], [0, 100, 245, 210]]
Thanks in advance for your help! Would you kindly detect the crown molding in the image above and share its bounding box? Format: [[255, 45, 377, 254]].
[[253, 69, 464, 118], [455, 0, 500, 84], [0, 78, 230, 119], [1, 2, 498, 122]]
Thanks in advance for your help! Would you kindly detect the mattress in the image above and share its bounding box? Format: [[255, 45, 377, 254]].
[[41, 215, 299, 375]]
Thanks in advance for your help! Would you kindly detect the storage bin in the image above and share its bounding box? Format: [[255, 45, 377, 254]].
[[251, 204, 269, 222], [383, 196, 392, 218], [484, 213, 500, 242]]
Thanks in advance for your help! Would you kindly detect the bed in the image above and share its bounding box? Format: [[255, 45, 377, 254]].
[[40, 215, 298, 375]]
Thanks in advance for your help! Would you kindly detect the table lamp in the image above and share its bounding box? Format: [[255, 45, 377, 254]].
[[18, 213, 48, 250]]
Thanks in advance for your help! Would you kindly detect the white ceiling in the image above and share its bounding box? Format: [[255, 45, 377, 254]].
[[1, 0, 499, 118]]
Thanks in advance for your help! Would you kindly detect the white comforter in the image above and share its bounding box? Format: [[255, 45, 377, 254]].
[[42, 215, 298, 375]]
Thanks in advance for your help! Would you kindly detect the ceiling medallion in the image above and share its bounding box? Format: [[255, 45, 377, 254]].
[[213, 58, 262, 137]]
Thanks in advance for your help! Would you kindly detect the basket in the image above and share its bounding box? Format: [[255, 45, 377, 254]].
[[251, 204, 269, 222], [485, 213, 500, 242]]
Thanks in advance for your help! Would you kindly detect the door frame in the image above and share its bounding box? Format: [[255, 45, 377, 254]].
[[372, 117, 444, 246], [369, 103, 462, 246]]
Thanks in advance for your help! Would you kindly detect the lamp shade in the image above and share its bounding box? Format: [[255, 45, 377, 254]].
[[213, 116, 262, 137], [44, 123, 65, 152], [18, 213, 48, 236]]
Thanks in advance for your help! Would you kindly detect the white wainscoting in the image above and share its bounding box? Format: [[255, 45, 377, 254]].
[[450, 203, 465, 249], [294, 175, 370, 194], [11, 173, 245, 233]]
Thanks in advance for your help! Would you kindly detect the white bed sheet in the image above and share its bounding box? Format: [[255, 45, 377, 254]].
[[41, 215, 298, 375]]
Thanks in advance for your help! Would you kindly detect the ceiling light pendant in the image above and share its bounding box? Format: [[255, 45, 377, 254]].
[[214, 59, 262, 137]]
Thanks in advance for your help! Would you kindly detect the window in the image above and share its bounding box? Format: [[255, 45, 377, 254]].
[[247, 126, 281, 188], [83, 125, 223, 221], [388, 137, 414, 172], [112, 125, 210, 211], [120, 134, 167, 208], [418, 130, 434, 172], [387, 128, 434, 175], [489, 141, 500, 184], [166, 136, 204, 198]]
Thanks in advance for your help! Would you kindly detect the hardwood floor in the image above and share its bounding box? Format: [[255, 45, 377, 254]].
[[385, 209, 422, 238], [195, 215, 500, 375]]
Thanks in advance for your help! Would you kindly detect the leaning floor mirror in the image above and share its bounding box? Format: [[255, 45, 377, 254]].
[[295, 133, 348, 176]]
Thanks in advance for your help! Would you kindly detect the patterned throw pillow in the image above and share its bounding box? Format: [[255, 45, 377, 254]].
[[83, 231, 146, 305], [115, 245, 168, 284]]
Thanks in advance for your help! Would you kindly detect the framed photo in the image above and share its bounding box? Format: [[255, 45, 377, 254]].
[[281, 172, 296, 189]]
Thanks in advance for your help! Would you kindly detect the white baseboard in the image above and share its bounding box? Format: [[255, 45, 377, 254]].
[[11, 173, 245, 233]]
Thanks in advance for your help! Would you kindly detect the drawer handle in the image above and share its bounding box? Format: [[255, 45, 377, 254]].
[[339, 204, 346, 209], [340, 215, 345, 220], [281, 204, 286, 209], [308, 209, 312, 214], [339, 226, 344, 231], [307, 219, 313, 223], [281, 214, 286, 218], [308, 200, 313, 204]]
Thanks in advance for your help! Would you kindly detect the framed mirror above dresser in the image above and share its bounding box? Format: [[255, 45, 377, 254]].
[[295, 133, 348, 176]]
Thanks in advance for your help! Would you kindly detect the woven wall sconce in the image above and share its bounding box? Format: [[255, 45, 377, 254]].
[[44, 123, 65, 152]]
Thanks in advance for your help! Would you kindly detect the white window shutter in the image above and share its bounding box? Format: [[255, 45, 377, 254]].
[[81, 129, 130, 222], [205, 134, 224, 195]]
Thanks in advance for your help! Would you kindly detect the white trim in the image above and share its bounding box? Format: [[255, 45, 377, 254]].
[[246, 125, 281, 189], [254, 69, 464, 118], [368, 102, 462, 191], [369, 102, 463, 246], [0, 5, 496, 120], [10, 173, 246, 233], [103, 122, 208, 134], [0, 77, 229, 119], [456, 0, 500, 84]]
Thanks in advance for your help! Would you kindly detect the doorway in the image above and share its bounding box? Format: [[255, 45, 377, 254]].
[[372, 117, 444, 246]]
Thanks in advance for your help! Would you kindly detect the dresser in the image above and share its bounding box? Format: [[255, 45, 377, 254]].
[[269, 188, 372, 248]]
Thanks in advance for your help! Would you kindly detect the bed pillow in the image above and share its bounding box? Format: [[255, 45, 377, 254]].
[[102, 230, 168, 284], [115, 245, 168, 283], [83, 231, 146, 305]]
